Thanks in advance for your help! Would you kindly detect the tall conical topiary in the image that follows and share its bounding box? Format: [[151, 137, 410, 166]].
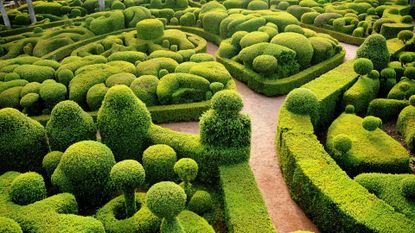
[[46, 100, 96, 152], [97, 85, 152, 161]]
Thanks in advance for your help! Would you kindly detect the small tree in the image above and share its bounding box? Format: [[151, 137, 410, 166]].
[[174, 158, 198, 200], [110, 160, 145, 218], [398, 30, 414, 44]]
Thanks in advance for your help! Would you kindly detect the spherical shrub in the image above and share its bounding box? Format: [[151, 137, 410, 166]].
[[253, 55, 278, 75], [188, 190, 212, 215], [42, 151, 63, 177], [400, 53, 412, 65], [231, 31, 249, 47], [404, 67, 415, 79], [111, 160, 145, 191], [380, 68, 396, 80], [136, 19, 164, 41], [209, 82, 224, 94], [284, 24, 305, 34], [0, 108, 48, 173], [39, 82, 67, 109], [353, 58, 373, 76], [278, 1, 290, 10], [10, 172, 47, 205], [345, 104, 355, 114], [401, 176, 415, 198], [401, 15, 413, 24], [211, 90, 243, 115], [362, 116, 382, 131], [174, 158, 198, 183], [398, 30, 413, 44], [130, 75, 159, 106], [142, 144, 177, 184], [105, 73, 136, 87], [33, 27, 43, 33], [368, 70, 379, 79], [86, 83, 108, 111], [247, 0, 268, 10], [46, 100, 96, 152], [57, 69, 74, 87], [146, 181, 186, 220], [333, 134, 352, 153], [20, 93, 40, 110], [285, 88, 319, 115], [51, 140, 116, 206], [97, 85, 151, 161], [356, 34, 390, 70], [20, 82, 41, 97], [0, 217, 22, 233]]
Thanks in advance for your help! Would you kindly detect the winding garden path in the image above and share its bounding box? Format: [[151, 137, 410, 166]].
[[160, 42, 358, 233]]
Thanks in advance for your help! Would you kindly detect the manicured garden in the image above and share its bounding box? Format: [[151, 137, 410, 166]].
[[1, 0, 415, 232]]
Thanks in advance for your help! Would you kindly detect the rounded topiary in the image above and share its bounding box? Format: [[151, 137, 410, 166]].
[[188, 190, 212, 215], [380, 68, 396, 80], [105, 73, 136, 87], [110, 160, 145, 217], [51, 140, 116, 206], [401, 176, 415, 199], [10, 172, 47, 205], [285, 88, 319, 115], [174, 158, 198, 183], [42, 151, 63, 177], [368, 70, 379, 79], [400, 83, 410, 92], [409, 95, 415, 106], [278, 1, 290, 10], [146, 181, 186, 220], [142, 144, 177, 184], [362, 116, 382, 131], [0, 217, 23, 233], [356, 34, 390, 70], [333, 134, 352, 153], [130, 75, 159, 106], [0, 108, 48, 173], [253, 55, 278, 75], [345, 104, 355, 114], [284, 24, 305, 34], [87, 83, 108, 111], [353, 58, 373, 76], [57, 69, 74, 86], [400, 53, 412, 66], [46, 100, 96, 152], [20, 93, 41, 115], [209, 82, 224, 94], [211, 90, 243, 115], [97, 85, 151, 161], [398, 30, 413, 44], [404, 67, 415, 80], [136, 19, 164, 41], [39, 82, 67, 109]]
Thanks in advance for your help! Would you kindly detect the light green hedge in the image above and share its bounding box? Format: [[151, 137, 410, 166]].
[[300, 23, 365, 45]]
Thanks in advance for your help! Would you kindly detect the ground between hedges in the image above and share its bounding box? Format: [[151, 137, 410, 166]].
[[160, 42, 358, 233]]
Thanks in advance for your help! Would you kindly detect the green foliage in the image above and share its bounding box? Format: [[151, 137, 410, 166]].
[[188, 190, 212, 215], [271, 32, 313, 69], [174, 158, 198, 183], [343, 74, 379, 115], [357, 34, 390, 71], [97, 85, 151, 161], [51, 140, 116, 206], [14, 65, 55, 83], [248, 0, 268, 10], [405, 67, 415, 80], [345, 104, 355, 114], [287, 5, 316, 21], [89, 11, 125, 35], [86, 83, 108, 111], [381, 68, 396, 80], [0, 217, 22, 233], [301, 12, 320, 24], [354, 58, 373, 76], [179, 12, 196, 26], [108, 51, 147, 64], [0, 108, 48, 173], [10, 172, 46, 205], [57, 69, 74, 86], [308, 36, 337, 65], [130, 75, 159, 107], [285, 88, 319, 115], [143, 144, 177, 184], [284, 24, 305, 34], [401, 176, 415, 199], [362, 115, 382, 131], [211, 90, 243, 114], [105, 73, 136, 87], [253, 55, 278, 75], [0, 86, 23, 109], [20, 93, 41, 115], [46, 100, 96, 152], [39, 81, 67, 109], [333, 134, 352, 153], [189, 53, 215, 63], [209, 82, 224, 94], [398, 30, 414, 44], [4, 73, 20, 82], [20, 83, 41, 98], [396, 105, 415, 153], [146, 181, 186, 220], [136, 19, 164, 41], [42, 151, 63, 178], [278, 1, 290, 10]]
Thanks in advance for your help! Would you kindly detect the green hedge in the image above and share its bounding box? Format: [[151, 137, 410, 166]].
[[219, 162, 275, 233], [300, 23, 365, 45], [367, 98, 409, 122], [216, 48, 345, 96]]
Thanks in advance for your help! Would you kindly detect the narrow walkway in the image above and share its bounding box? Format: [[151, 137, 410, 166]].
[[160, 42, 358, 233]]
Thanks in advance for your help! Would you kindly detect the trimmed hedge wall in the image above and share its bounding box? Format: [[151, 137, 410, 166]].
[[301, 23, 365, 46], [217, 48, 345, 96]]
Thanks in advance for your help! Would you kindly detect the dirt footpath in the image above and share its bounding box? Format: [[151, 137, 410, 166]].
[[160, 42, 358, 233]]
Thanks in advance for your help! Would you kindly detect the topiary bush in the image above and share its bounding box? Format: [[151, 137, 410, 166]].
[[143, 144, 177, 184], [42, 151, 63, 178], [357, 34, 390, 71], [401, 176, 415, 199], [110, 160, 145, 218], [354, 58, 374, 76], [10, 172, 47, 205], [136, 19, 164, 41], [51, 140, 116, 206], [97, 85, 152, 161], [188, 190, 212, 215], [271, 32, 313, 69], [333, 134, 352, 154], [146, 181, 186, 232], [398, 30, 414, 44], [285, 88, 319, 116], [0, 108, 48, 173], [46, 100, 96, 152], [253, 55, 278, 75], [86, 83, 108, 111], [39, 81, 67, 110], [57, 69, 74, 87], [0, 217, 22, 233], [362, 116, 382, 131], [345, 104, 355, 114], [174, 158, 198, 199], [404, 67, 415, 80]]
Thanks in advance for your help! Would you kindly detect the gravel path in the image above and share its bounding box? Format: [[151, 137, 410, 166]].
[[160, 41, 358, 233]]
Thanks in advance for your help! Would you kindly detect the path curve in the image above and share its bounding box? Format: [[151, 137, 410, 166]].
[[160, 42, 358, 233]]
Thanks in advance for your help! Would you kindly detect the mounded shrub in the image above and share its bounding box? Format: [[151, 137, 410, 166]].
[[20, 82, 41, 97], [248, 0, 268, 10], [174, 158, 198, 198], [357, 34, 390, 71], [210, 82, 224, 94], [354, 58, 373, 76], [142, 144, 177, 184], [39, 81, 67, 109], [46, 100, 96, 152], [105, 73, 136, 87], [42, 151, 63, 177], [398, 30, 413, 44], [108, 51, 147, 64], [57, 69, 74, 87], [97, 85, 151, 161], [271, 32, 313, 68], [285, 88, 319, 115], [10, 172, 47, 205], [0, 108, 48, 173], [20, 93, 41, 115], [253, 55, 278, 75], [86, 83, 108, 111], [14, 65, 55, 83], [333, 134, 352, 153], [110, 160, 145, 218], [51, 140, 116, 206], [136, 19, 164, 41], [0, 217, 22, 233], [401, 176, 415, 198], [368, 70, 379, 79], [130, 75, 159, 106], [362, 116, 382, 131], [188, 190, 212, 215], [404, 67, 415, 80]]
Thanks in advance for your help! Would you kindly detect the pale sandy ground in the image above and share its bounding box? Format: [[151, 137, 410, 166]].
[[159, 42, 358, 233]]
